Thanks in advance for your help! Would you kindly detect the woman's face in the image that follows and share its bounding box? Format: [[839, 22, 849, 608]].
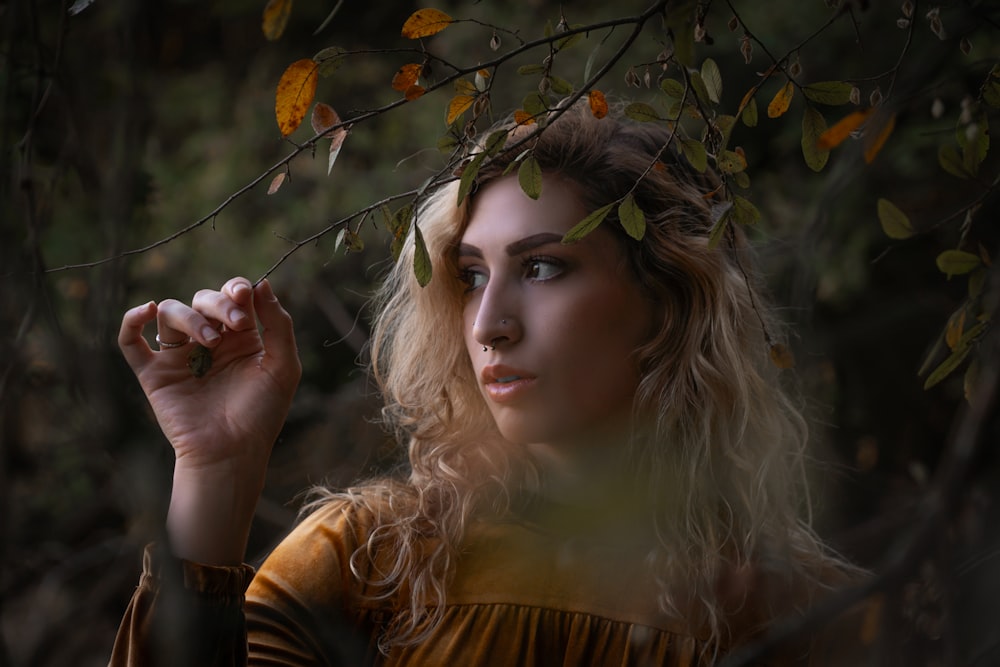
[[458, 174, 655, 455]]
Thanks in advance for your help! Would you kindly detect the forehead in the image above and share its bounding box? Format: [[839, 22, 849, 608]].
[[461, 174, 588, 245]]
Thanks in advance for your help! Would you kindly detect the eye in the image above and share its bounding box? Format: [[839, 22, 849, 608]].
[[458, 267, 487, 292], [524, 256, 564, 281]]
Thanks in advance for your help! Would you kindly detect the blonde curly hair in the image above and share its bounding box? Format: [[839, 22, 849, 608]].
[[309, 100, 855, 655]]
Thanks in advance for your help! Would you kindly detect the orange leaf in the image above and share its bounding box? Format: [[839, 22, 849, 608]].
[[404, 85, 426, 101], [863, 112, 896, 164], [401, 8, 452, 39], [262, 0, 292, 41], [588, 90, 609, 119], [767, 80, 794, 118], [275, 59, 319, 137], [817, 108, 874, 150], [392, 64, 421, 92], [446, 94, 475, 126], [513, 110, 535, 125]]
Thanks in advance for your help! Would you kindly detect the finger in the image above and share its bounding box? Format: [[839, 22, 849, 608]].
[[221, 277, 254, 308], [119, 301, 157, 370], [191, 288, 254, 333], [157, 298, 223, 348], [255, 280, 301, 385]]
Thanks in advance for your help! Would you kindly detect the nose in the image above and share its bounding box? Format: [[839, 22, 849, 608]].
[[472, 280, 521, 351]]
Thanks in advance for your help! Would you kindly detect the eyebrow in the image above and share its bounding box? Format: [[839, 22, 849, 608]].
[[457, 232, 565, 259]]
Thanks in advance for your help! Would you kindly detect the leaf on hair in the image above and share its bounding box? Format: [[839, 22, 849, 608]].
[[412, 223, 432, 286], [563, 203, 614, 243], [624, 102, 661, 122], [518, 154, 542, 200], [618, 194, 646, 240]]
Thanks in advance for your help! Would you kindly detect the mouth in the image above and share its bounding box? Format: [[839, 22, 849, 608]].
[[481, 365, 535, 385]]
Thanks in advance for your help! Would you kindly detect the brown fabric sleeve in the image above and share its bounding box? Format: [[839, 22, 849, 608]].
[[108, 544, 256, 667]]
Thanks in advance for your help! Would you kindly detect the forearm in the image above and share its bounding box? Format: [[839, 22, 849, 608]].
[[167, 458, 267, 566]]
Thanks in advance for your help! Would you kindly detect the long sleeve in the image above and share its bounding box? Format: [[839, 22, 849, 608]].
[[108, 544, 256, 667]]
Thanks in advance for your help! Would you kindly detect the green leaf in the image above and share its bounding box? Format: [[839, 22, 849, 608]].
[[936, 249, 981, 276], [680, 138, 708, 172], [517, 64, 545, 75], [701, 58, 722, 104], [962, 113, 989, 176], [618, 194, 646, 240], [563, 203, 614, 243], [969, 268, 986, 299], [717, 149, 747, 174], [801, 105, 829, 172], [556, 26, 585, 51], [314, 47, 347, 76], [412, 223, 432, 287], [688, 71, 712, 107], [664, 0, 696, 67], [549, 76, 574, 95], [714, 115, 737, 149], [731, 196, 760, 226], [437, 134, 459, 154], [522, 92, 548, 116], [483, 129, 509, 156], [708, 201, 733, 249], [624, 102, 661, 122], [939, 144, 970, 178], [389, 203, 413, 262], [983, 80, 1000, 109], [660, 78, 686, 100], [741, 97, 758, 127], [518, 154, 542, 200], [924, 345, 972, 389], [802, 81, 853, 106], [457, 152, 486, 206], [877, 198, 914, 239]]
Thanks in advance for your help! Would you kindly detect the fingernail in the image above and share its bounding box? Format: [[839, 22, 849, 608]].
[[234, 283, 250, 298], [201, 325, 221, 343], [229, 308, 247, 324]]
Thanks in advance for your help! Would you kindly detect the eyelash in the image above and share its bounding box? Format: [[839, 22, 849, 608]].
[[458, 255, 565, 292]]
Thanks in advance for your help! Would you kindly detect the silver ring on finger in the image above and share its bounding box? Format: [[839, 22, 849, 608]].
[[155, 333, 192, 349]]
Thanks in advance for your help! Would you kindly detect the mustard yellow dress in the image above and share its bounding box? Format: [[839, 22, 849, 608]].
[[109, 500, 855, 666]]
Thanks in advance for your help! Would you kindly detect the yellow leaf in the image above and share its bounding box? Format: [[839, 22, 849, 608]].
[[262, 0, 292, 41], [392, 64, 421, 92], [863, 112, 896, 164], [275, 59, 319, 137], [588, 90, 609, 119], [446, 94, 475, 126], [401, 8, 452, 39], [767, 81, 794, 118], [817, 108, 873, 150]]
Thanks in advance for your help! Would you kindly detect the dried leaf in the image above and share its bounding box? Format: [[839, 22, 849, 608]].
[[563, 203, 615, 243], [389, 203, 413, 262], [801, 106, 829, 172], [392, 64, 421, 92], [263, 0, 293, 41], [446, 95, 475, 126], [518, 155, 542, 200], [412, 223, 432, 286], [588, 90, 609, 119], [876, 198, 913, 239], [311, 102, 339, 136], [817, 108, 874, 150], [474, 69, 490, 92], [769, 343, 795, 369], [767, 81, 794, 118], [863, 112, 896, 164], [404, 85, 425, 101], [275, 59, 319, 137], [267, 172, 287, 195], [618, 194, 646, 240], [401, 8, 452, 39]]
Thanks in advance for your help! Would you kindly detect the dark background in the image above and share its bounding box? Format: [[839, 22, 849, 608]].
[[2, 0, 999, 664]]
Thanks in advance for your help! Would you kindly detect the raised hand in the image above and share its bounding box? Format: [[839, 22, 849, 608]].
[[118, 277, 302, 564]]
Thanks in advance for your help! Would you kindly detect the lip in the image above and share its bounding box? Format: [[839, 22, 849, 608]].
[[481, 364, 537, 404]]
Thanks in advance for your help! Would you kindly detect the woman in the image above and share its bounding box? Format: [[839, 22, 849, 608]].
[[110, 102, 859, 666]]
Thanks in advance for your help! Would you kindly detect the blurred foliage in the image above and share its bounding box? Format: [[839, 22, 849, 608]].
[[1, 0, 999, 665]]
